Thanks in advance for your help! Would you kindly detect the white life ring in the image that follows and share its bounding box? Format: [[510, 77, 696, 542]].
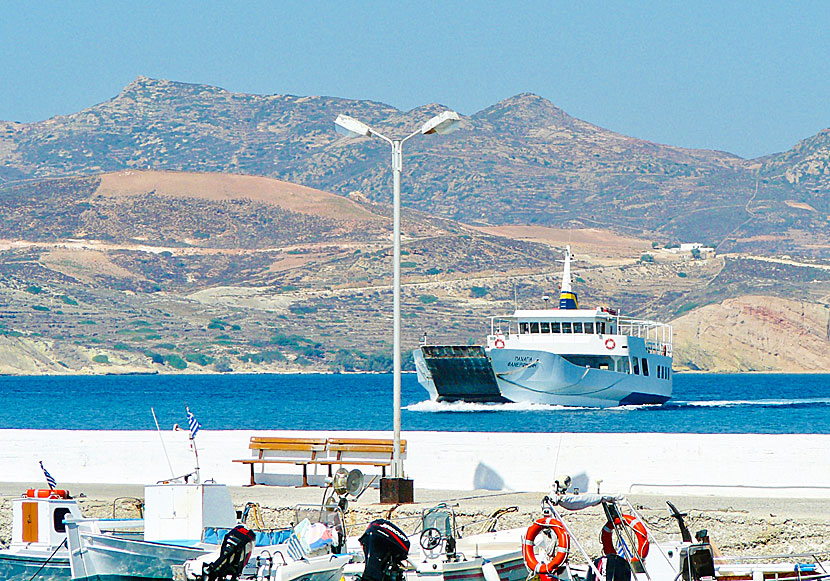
[[494, 338, 505, 349], [605, 338, 615, 350]]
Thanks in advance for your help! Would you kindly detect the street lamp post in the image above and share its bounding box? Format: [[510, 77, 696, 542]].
[[335, 110, 460, 500]]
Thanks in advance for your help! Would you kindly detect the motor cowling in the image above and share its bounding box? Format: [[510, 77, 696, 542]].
[[359, 519, 411, 581], [200, 525, 256, 581]]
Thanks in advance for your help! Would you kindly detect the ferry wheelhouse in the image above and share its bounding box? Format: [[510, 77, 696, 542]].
[[413, 247, 673, 407]]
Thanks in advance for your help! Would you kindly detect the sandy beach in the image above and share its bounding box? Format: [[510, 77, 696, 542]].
[[3, 482, 830, 563]]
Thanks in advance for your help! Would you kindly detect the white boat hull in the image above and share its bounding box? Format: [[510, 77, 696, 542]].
[[489, 347, 671, 407], [67, 525, 208, 581], [0, 551, 71, 580]]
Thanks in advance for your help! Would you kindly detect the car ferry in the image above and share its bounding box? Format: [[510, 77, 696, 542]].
[[413, 247, 672, 407]]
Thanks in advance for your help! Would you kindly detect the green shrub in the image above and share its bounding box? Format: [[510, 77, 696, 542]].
[[145, 351, 165, 364], [185, 353, 214, 366], [59, 295, 78, 305], [207, 321, 226, 330], [418, 295, 438, 304], [470, 286, 488, 298], [289, 305, 318, 315], [31, 305, 50, 312], [214, 357, 233, 373], [92, 354, 110, 364], [367, 352, 392, 372], [677, 272, 688, 278], [113, 343, 131, 351], [25, 285, 43, 294], [164, 354, 188, 370], [400, 261, 416, 268]]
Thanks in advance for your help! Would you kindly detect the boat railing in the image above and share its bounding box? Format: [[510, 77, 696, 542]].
[[490, 316, 673, 351], [619, 318, 673, 351]]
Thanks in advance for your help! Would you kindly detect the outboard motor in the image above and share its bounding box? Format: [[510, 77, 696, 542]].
[[358, 519, 411, 581], [200, 525, 256, 581]]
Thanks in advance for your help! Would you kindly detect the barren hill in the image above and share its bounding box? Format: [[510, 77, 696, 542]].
[[0, 170, 829, 376], [2, 77, 828, 256]]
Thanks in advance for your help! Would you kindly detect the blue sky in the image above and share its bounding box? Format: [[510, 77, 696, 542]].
[[0, 1, 827, 159]]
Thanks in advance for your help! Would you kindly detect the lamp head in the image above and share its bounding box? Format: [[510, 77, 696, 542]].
[[421, 110, 461, 135], [335, 114, 372, 137]]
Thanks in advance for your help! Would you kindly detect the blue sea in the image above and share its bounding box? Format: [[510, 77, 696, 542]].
[[0, 373, 828, 434]]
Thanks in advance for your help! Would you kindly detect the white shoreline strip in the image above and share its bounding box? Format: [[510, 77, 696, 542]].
[[4, 430, 829, 498]]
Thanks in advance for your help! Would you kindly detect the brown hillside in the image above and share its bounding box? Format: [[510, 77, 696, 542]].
[[673, 295, 830, 372], [96, 170, 381, 222]]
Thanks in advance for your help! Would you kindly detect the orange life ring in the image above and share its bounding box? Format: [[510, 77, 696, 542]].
[[600, 514, 650, 559], [26, 489, 69, 499], [523, 517, 570, 574], [494, 338, 505, 349], [605, 338, 615, 350]]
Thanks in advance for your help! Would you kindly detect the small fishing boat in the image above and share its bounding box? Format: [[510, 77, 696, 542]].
[[414, 246, 673, 407], [0, 488, 83, 580], [65, 480, 239, 580]]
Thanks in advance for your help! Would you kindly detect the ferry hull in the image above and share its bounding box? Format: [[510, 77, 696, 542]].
[[414, 347, 671, 408], [489, 348, 671, 407]]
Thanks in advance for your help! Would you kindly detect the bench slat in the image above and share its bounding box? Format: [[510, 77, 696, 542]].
[[250, 442, 326, 451], [250, 437, 327, 445]]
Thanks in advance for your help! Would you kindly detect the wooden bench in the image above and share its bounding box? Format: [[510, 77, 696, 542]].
[[317, 438, 407, 478], [232, 437, 327, 487]]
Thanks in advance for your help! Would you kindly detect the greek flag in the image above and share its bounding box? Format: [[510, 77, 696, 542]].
[[186, 407, 201, 439], [39, 461, 57, 489]]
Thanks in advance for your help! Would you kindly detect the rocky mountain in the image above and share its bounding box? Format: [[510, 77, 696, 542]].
[[2, 77, 828, 257]]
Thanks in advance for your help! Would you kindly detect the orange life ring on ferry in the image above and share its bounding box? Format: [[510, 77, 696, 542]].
[[600, 514, 650, 559], [494, 338, 505, 349], [605, 338, 615, 350], [523, 517, 570, 574], [26, 489, 69, 499]]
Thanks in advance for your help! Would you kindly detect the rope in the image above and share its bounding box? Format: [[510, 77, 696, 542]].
[[27, 537, 66, 581]]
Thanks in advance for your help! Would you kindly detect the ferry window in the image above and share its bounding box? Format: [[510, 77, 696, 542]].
[[519, 322, 529, 334], [641, 359, 649, 376], [540, 322, 550, 333], [573, 322, 583, 333], [598, 322, 606, 334], [585, 322, 594, 334], [561, 322, 572, 333], [530, 322, 540, 333], [551, 322, 561, 333], [632, 357, 640, 375]]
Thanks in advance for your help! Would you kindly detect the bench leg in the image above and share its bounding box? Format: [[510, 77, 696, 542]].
[[250, 464, 255, 486], [382, 465, 386, 478], [302, 465, 309, 487]]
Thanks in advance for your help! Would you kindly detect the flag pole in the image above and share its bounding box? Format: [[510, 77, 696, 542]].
[[151, 408, 176, 479], [186, 406, 201, 484], [190, 434, 201, 484]]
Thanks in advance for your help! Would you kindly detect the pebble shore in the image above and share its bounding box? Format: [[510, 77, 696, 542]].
[[3, 483, 830, 563]]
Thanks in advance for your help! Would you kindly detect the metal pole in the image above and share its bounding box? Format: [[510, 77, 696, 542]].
[[391, 139, 403, 478]]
